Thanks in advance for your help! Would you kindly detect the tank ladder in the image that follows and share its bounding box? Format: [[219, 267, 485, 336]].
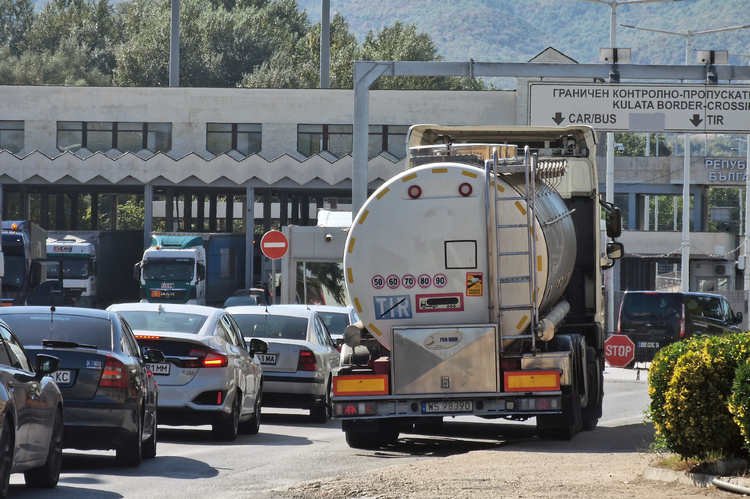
[[486, 146, 540, 353]]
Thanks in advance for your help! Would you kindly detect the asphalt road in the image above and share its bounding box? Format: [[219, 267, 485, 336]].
[[10, 367, 650, 499]]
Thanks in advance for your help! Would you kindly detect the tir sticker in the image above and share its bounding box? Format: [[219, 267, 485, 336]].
[[418, 274, 431, 288], [386, 275, 400, 289], [466, 272, 483, 296], [416, 293, 464, 313], [373, 295, 413, 319], [402, 274, 415, 289], [434, 274, 447, 288], [372, 275, 385, 289]]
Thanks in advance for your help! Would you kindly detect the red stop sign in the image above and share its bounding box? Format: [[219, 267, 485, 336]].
[[604, 334, 635, 368], [260, 230, 289, 260]]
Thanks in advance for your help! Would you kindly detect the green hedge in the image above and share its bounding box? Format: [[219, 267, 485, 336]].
[[648, 333, 750, 460]]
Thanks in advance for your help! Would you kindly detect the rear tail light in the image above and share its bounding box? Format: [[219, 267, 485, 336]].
[[680, 303, 686, 338], [297, 348, 317, 371], [99, 356, 129, 388], [184, 349, 228, 368]]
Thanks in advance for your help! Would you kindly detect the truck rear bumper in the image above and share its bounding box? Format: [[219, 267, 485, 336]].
[[332, 392, 562, 420]]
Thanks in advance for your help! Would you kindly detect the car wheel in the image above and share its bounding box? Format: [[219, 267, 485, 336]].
[[24, 408, 63, 488], [116, 411, 143, 467], [142, 406, 157, 459], [309, 379, 330, 424], [213, 392, 239, 442], [239, 384, 262, 435], [0, 418, 13, 499]]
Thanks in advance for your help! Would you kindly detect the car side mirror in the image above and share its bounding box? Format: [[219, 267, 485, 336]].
[[143, 349, 166, 363], [35, 354, 61, 380], [248, 338, 268, 356]]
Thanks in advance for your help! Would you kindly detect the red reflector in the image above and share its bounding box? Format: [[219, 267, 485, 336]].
[[408, 185, 422, 199], [217, 392, 222, 405], [344, 404, 358, 415], [459, 182, 473, 197]]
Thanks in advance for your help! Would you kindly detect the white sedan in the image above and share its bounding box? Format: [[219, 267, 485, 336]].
[[226, 305, 339, 423], [108, 303, 266, 441]]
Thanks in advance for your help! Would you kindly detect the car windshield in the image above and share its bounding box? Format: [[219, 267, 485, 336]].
[[232, 314, 308, 340], [118, 311, 208, 334], [622, 294, 680, 319], [1, 313, 113, 349]]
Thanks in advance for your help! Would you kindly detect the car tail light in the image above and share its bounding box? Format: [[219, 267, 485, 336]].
[[680, 303, 686, 338], [297, 348, 317, 372], [185, 348, 227, 368], [99, 356, 129, 388]]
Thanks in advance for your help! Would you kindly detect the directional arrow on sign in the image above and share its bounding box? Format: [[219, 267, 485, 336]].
[[552, 112, 565, 125], [690, 114, 703, 127]]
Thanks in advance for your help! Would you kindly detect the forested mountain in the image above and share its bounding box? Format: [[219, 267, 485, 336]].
[[297, 0, 750, 67]]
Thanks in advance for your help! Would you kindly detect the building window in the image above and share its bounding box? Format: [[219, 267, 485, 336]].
[[0, 121, 23, 154], [297, 124, 352, 158], [206, 123, 261, 156], [368, 125, 409, 159], [57, 121, 172, 153]]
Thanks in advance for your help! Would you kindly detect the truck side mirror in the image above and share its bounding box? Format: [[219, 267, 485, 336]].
[[29, 260, 43, 288], [197, 263, 206, 281], [133, 262, 142, 281], [600, 201, 622, 239], [736, 312, 743, 324]]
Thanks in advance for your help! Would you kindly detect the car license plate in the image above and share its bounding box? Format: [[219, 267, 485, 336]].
[[258, 354, 277, 365], [638, 341, 660, 348], [147, 363, 171, 375], [52, 370, 72, 386], [422, 400, 473, 414]]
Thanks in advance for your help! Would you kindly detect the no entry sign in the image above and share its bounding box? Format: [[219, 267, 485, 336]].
[[604, 334, 635, 368], [260, 231, 289, 260]]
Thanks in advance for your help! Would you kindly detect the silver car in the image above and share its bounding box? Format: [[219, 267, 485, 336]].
[[226, 305, 339, 423], [284, 305, 358, 344], [108, 303, 266, 441]]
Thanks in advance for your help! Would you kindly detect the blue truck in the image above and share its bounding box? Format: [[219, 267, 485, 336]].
[[135, 233, 246, 306], [2, 220, 64, 306]]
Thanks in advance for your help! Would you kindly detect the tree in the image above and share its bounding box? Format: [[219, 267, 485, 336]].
[[0, 39, 111, 85], [0, 0, 33, 56]]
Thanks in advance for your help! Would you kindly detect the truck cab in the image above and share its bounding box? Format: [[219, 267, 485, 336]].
[[136, 235, 206, 305], [46, 236, 97, 307]]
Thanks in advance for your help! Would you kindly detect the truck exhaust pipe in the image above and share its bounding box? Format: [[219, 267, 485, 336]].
[[536, 299, 571, 342]]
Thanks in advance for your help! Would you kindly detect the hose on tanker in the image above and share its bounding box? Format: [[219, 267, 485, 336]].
[[535, 299, 571, 342]]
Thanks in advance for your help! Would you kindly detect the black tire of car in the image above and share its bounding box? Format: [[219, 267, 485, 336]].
[[116, 410, 143, 467], [309, 380, 330, 424], [239, 384, 262, 435], [142, 407, 157, 459], [24, 408, 63, 488], [0, 418, 12, 499], [214, 392, 239, 442]]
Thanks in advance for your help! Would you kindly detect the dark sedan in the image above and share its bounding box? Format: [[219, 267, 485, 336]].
[[0, 318, 64, 497], [0, 307, 162, 467]]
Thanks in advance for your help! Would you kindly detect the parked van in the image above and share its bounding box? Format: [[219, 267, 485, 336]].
[[618, 291, 743, 362]]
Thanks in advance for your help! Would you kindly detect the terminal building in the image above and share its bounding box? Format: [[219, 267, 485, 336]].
[[1, 48, 746, 327]]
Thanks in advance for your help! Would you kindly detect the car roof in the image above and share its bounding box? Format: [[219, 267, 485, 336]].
[[0, 306, 118, 321], [226, 304, 313, 319], [108, 302, 224, 318]]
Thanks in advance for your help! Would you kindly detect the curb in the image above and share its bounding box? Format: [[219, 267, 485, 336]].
[[643, 467, 750, 489]]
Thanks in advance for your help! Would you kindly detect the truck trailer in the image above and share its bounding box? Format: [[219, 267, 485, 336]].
[[135, 232, 246, 306], [46, 230, 143, 308], [331, 125, 623, 448]]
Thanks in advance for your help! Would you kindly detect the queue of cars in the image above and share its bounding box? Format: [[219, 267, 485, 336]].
[[0, 299, 349, 491]]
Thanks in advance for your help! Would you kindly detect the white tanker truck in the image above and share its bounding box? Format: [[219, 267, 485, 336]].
[[331, 125, 623, 448]]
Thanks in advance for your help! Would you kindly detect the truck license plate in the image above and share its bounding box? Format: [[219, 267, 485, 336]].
[[638, 341, 659, 348], [422, 400, 473, 414], [151, 289, 176, 299]]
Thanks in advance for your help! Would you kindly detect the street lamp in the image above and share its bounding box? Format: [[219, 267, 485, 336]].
[[579, 0, 685, 333]]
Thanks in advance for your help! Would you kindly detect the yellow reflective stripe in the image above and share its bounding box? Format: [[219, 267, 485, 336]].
[[354, 298, 363, 314], [358, 210, 369, 224], [368, 323, 383, 336], [402, 173, 418, 182], [348, 238, 355, 253], [537, 255, 543, 271], [336, 377, 386, 394], [347, 268, 353, 283], [506, 373, 558, 390], [462, 170, 478, 179], [515, 201, 527, 215], [432, 168, 448, 174], [516, 315, 528, 330], [376, 188, 390, 200]]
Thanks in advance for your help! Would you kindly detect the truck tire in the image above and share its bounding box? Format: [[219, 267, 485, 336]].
[[414, 417, 443, 434], [345, 430, 382, 449], [581, 346, 603, 431], [536, 389, 582, 441]]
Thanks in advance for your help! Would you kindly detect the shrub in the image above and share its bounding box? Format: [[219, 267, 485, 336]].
[[729, 360, 750, 450], [662, 347, 744, 460]]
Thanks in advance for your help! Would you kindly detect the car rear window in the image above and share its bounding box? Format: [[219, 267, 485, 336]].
[[1, 314, 113, 349], [231, 314, 308, 340], [622, 294, 681, 319], [117, 311, 208, 334]]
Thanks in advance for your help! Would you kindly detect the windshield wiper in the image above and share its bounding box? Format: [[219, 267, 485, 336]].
[[42, 339, 98, 349]]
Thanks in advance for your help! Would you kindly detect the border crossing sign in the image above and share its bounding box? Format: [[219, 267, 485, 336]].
[[529, 83, 750, 133]]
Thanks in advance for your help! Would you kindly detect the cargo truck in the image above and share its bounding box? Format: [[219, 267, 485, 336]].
[[135, 233, 246, 306], [331, 125, 624, 448], [46, 230, 143, 308], [2, 220, 63, 306]]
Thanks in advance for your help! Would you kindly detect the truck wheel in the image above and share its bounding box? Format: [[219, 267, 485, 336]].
[[345, 430, 382, 449], [537, 391, 581, 441], [414, 417, 443, 434], [581, 347, 603, 431]]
